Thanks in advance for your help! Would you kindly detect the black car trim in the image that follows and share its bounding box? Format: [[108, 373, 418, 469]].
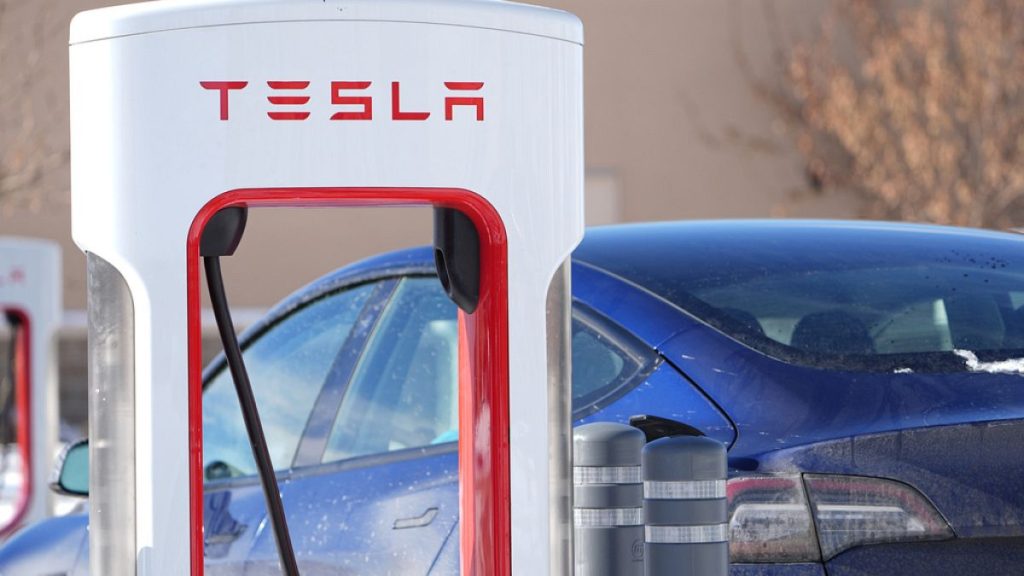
[[290, 441, 459, 482], [204, 441, 459, 492], [290, 279, 400, 468], [570, 302, 660, 420]]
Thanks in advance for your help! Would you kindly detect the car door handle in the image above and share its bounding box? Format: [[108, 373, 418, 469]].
[[393, 507, 439, 530]]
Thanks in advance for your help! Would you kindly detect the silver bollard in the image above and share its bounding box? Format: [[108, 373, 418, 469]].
[[573, 422, 646, 576], [643, 434, 728, 576]]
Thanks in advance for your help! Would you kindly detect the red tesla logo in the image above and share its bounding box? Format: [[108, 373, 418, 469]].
[[200, 81, 485, 122]]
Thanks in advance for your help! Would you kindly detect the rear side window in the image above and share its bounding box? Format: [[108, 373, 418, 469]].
[[571, 306, 654, 415], [689, 265, 1024, 372], [577, 223, 1024, 373]]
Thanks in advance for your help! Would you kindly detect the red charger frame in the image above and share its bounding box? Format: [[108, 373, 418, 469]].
[[186, 188, 510, 576], [0, 307, 32, 539]]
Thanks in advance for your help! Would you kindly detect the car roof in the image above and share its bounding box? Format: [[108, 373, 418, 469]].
[[272, 219, 1024, 327], [573, 219, 1024, 308]]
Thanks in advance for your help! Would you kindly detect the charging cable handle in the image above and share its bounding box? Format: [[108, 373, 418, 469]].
[[433, 207, 480, 313]]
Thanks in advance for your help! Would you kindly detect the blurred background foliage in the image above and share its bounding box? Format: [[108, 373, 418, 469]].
[[762, 0, 1024, 229], [0, 0, 69, 215]]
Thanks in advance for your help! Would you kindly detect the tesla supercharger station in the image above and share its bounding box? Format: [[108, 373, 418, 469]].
[[0, 237, 61, 537], [70, 0, 582, 574]]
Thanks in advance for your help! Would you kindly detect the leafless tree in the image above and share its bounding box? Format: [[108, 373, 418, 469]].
[[747, 0, 1024, 229]]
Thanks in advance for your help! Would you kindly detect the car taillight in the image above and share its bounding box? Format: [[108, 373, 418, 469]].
[[727, 475, 820, 563], [727, 474, 953, 563], [803, 474, 953, 559]]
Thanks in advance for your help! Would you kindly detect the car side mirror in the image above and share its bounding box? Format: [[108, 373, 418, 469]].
[[50, 439, 88, 497]]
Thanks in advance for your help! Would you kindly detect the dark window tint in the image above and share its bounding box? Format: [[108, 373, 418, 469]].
[[577, 221, 1024, 372], [203, 283, 374, 480], [571, 307, 652, 414], [688, 267, 1024, 372]]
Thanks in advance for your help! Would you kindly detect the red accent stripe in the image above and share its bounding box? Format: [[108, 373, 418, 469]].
[[267, 96, 310, 105], [267, 112, 311, 121], [0, 307, 32, 538], [267, 81, 310, 90], [445, 82, 484, 91], [186, 231, 203, 576], [726, 476, 798, 499], [187, 189, 510, 576]]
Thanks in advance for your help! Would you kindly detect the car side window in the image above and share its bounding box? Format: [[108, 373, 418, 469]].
[[322, 277, 458, 462], [321, 277, 653, 464], [571, 306, 652, 413], [203, 282, 376, 480]]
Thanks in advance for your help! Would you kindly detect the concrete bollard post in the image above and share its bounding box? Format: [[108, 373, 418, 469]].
[[642, 434, 728, 576], [573, 422, 646, 576]]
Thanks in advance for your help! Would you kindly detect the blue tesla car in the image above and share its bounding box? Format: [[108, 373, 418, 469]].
[[4, 220, 1024, 575]]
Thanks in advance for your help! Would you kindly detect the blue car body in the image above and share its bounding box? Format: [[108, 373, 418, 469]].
[[4, 220, 1024, 575]]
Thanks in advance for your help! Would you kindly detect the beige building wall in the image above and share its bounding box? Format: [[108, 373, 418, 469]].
[[549, 0, 859, 221], [1, 0, 858, 313]]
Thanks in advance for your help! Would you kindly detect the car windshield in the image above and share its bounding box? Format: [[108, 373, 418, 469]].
[[577, 221, 1024, 373]]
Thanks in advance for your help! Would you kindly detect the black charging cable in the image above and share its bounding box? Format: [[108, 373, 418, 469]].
[[204, 255, 300, 576]]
